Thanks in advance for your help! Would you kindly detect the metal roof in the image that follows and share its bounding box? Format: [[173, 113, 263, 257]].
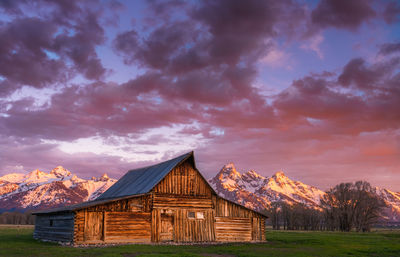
[[96, 151, 193, 200]]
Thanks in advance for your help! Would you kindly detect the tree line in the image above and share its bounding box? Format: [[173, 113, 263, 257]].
[[265, 181, 386, 232], [0, 211, 35, 225]]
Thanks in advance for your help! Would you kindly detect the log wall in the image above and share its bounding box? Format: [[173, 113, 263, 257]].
[[153, 194, 212, 209], [74, 210, 85, 243], [214, 197, 266, 242], [104, 212, 151, 243], [34, 212, 74, 242], [215, 217, 252, 241]]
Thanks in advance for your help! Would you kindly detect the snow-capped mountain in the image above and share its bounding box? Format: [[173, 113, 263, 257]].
[[209, 163, 400, 222], [1, 163, 399, 222], [0, 166, 116, 211], [377, 188, 400, 222], [209, 163, 325, 211]]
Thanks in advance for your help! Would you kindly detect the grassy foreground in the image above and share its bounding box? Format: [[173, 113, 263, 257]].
[[0, 226, 400, 257]]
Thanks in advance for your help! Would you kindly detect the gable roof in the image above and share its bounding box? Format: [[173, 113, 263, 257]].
[[97, 151, 197, 200]]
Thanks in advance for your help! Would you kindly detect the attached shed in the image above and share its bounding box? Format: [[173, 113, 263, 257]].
[[33, 152, 267, 244]]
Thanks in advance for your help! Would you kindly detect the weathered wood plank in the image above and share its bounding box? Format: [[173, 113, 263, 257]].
[[153, 195, 212, 208], [215, 217, 252, 242], [34, 213, 75, 243], [153, 160, 212, 196], [103, 212, 151, 242]]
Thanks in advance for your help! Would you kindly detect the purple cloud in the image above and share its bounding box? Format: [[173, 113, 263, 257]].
[[311, 0, 376, 30]]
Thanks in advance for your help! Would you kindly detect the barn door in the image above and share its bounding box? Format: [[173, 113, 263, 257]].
[[84, 211, 104, 242], [160, 213, 174, 241]]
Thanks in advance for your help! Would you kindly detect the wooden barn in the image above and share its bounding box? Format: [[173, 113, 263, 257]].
[[33, 152, 267, 244]]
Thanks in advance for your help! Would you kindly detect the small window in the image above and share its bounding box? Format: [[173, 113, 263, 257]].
[[188, 211, 195, 219], [49, 220, 53, 227], [196, 212, 204, 219]]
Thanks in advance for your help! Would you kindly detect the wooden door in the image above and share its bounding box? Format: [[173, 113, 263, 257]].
[[160, 213, 174, 241], [84, 211, 104, 242]]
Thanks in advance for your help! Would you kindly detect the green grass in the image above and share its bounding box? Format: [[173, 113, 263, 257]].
[[1, 226, 400, 257]]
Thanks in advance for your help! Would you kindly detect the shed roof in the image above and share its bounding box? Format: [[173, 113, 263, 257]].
[[32, 194, 145, 214]]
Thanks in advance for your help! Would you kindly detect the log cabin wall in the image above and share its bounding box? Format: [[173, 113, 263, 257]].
[[73, 195, 152, 244], [34, 212, 74, 242], [104, 212, 151, 243], [214, 197, 266, 242]]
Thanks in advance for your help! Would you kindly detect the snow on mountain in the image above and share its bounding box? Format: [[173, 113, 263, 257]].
[[256, 171, 325, 206], [1, 163, 399, 223], [0, 167, 116, 211], [209, 164, 324, 210], [376, 188, 400, 222], [208, 163, 400, 222], [0, 173, 26, 183]]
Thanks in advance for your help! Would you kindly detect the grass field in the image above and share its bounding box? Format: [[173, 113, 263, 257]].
[[1, 226, 400, 257]]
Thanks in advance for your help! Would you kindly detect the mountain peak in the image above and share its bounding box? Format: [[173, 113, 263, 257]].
[[243, 170, 265, 180], [273, 170, 287, 179], [93, 173, 110, 182], [50, 166, 71, 178], [26, 169, 47, 180], [223, 162, 236, 170], [219, 163, 241, 179]]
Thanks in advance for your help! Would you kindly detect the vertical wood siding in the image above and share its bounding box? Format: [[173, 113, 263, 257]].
[[83, 211, 103, 242], [153, 161, 212, 197], [151, 208, 161, 242], [151, 208, 216, 242], [174, 209, 215, 242], [215, 197, 255, 218]]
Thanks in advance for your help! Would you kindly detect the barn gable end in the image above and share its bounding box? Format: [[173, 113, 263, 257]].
[[33, 151, 267, 245], [153, 158, 213, 197]]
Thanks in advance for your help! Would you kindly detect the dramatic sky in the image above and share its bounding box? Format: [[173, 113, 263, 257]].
[[0, 0, 399, 191]]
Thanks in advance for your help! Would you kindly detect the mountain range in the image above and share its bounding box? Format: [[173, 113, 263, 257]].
[[209, 163, 400, 222], [0, 164, 399, 222], [0, 166, 116, 211]]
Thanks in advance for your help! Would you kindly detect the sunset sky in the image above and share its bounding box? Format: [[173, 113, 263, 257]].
[[0, 0, 399, 191]]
